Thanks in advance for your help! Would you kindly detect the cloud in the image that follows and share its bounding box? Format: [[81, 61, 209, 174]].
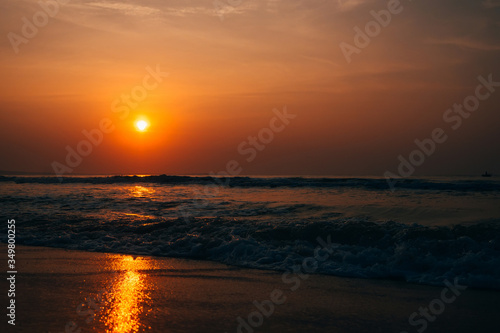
[[336, 0, 376, 12], [299, 55, 339, 67], [85, 1, 160, 16], [80, 0, 257, 19], [426, 37, 500, 51], [482, 0, 500, 8]]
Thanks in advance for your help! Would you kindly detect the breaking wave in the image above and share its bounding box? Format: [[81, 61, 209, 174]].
[[3, 214, 499, 290]]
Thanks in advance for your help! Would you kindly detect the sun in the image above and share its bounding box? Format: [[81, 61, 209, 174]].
[[135, 120, 149, 132]]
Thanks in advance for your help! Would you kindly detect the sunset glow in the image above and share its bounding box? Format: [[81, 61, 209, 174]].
[[0, 0, 499, 176]]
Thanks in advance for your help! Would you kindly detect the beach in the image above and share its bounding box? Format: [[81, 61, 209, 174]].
[[1, 244, 499, 333]]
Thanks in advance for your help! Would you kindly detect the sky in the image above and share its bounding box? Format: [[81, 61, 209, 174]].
[[0, 0, 499, 176]]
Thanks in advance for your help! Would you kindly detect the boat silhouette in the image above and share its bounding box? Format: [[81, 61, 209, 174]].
[[482, 171, 492, 177]]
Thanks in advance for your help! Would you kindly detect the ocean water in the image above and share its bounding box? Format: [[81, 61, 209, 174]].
[[1, 175, 499, 289]]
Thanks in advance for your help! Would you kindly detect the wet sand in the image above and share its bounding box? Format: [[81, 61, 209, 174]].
[[0, 245, 498, 333]]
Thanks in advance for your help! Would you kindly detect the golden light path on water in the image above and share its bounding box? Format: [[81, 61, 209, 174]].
[[129, 185, 156, 198], [100, 254, 155, 332]]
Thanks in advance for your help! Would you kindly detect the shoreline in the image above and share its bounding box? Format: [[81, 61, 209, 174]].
[[4, 242, 499, 291], [1, 244, 499, 332]]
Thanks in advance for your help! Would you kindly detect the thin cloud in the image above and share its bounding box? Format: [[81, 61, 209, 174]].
[[482, 0, 500, 8], [299, 55, 340, 67], [427, 37, 500, 51], [336, 0, 376, 12], [85, 2, 160, 16], [82, 0, 253, 18]]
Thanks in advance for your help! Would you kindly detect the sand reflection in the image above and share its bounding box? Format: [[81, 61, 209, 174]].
[[101, 255, 154, 332]]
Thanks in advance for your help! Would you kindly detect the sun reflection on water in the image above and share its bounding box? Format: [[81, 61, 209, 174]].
[[101, 255, 154, 332], [129, 186, 156, 198]]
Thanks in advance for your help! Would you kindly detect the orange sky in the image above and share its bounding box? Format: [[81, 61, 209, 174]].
[[0, 0, 499, 176]]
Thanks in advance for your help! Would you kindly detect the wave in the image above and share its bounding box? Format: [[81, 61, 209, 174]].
[[4, 215, 500, 290], [1, 175, 499, 191]]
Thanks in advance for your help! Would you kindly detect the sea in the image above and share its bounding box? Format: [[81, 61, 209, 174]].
[[1, 175, 499, 289]]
